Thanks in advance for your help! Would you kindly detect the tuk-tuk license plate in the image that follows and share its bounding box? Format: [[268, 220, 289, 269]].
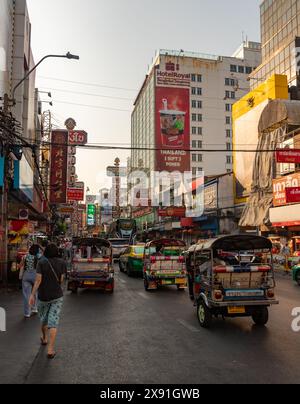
[[228, 306, 246, 314], [175, 278, 186, 285], [162, 280, 173, 285], [84, 281, 95, 286]]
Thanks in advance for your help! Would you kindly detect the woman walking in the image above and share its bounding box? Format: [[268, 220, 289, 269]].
[[20, 244, 41, 318], [29, 243, 67, 359]]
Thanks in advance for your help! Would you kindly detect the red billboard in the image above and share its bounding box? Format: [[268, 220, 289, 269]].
[[276, 149, 300, 163], [158, 207, 186, 217], [286, 187, 300, 204], [50, 131, 68, 204], [67, 188, 84, 202], [155, 87, 190, 172]]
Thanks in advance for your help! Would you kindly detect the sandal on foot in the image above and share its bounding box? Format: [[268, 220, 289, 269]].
[[47, 352, 56, 359], [40, 337, 48, 346]]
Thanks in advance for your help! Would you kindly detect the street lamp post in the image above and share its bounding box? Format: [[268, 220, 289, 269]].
[[0, 52, 79, 286]]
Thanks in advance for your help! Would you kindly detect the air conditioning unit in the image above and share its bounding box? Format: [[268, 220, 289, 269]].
[[19, 209, 29, 220]]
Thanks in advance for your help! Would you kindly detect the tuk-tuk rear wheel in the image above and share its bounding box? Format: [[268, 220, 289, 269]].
[[197, 301, 212, 328], [252, 307, 269, 326]]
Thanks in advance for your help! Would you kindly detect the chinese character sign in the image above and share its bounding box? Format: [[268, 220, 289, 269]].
[[50, 131, 68, 204]]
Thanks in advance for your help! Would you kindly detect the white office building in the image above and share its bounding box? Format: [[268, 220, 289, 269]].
[[131, 42, 261, 177]]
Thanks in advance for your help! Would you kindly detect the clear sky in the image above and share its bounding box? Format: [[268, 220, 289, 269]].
[[27, 0, 261, 194]]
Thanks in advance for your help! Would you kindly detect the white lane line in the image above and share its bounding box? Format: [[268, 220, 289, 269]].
[[177, 319, 200, 333], [118, 278, 127, 284], [137, 292, 150, 300]]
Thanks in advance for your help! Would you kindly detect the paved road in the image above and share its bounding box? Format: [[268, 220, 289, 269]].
[[0, 266, 300, 384]]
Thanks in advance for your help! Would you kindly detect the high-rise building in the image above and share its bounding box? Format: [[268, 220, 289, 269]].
[[131, 42, 261, 178], [250, 0, 300, 88]]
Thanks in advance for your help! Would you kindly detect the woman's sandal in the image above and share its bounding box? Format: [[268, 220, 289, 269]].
[[40, 337, 48, 346], [47, 352, 56, 359]]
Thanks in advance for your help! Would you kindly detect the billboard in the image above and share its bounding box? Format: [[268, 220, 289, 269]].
[[50, 131, 68, 204], [155, 87, 190, 172], [87, 204, 96, 226], [276, 149, 300, 164], [67, 188, 84, 202], [273, 173, 300, 206]]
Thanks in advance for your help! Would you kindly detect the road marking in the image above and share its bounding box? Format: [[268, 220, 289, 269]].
[[118, 278, 127, 284], [177, 319, 200, 333], [137, 292, 150, 300]]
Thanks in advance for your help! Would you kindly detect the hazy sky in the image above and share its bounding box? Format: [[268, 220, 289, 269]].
[[27, 0, 261, 194]]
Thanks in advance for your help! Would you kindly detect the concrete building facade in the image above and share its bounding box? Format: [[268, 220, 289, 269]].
[[131, 43, 261, 178]]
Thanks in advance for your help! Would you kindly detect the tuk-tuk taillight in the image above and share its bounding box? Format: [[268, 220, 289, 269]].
[[214, 290, 223, 301], [267, 289, 275, 299]]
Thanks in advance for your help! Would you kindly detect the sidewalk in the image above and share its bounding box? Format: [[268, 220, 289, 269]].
[[0, 290, 41, 384]]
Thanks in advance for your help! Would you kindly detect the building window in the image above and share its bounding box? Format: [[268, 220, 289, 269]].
[[226, 104, 231, 112], [198, 141, 203, 149], [191, 87, 196, 95], [226, 143, 231, 151], [191, 74, 196, 82], [230, 64, 237, 72], [192, 140, 197, 148], [198, 114, 202, 122], [225, 91, 230, 99], [192, 126, 197, 135], [198, 167, 203, 172], [238, 65, 245, 74], [226, 116, 231, 125], [197, 88, 202, 95], [197, 74, 202, 82], [226, 156, 232, 164], [246, 66, 252, 74], [192, 114, 197, 121], [197, 101, 202, 109], [192, 154, 197, 162], [192, 167, 197, 175], [226, 129, 231, 138], [227, 169, 232, 173], [225, 78, 230, 86], [198, 127, 203, 135], [192, 100, 197, 108], [198, 154, 203, 162], [231, 92, 235, 99]]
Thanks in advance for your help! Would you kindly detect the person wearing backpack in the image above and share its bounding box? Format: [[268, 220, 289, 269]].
[[29, 243, 67, 359], [20, 244, 41, 318]]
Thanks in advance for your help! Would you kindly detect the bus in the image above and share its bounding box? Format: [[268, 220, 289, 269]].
[[108, 219, 137, 240]]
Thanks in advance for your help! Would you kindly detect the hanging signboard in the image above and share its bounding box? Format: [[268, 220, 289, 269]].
[[68, 130, 88, 145], [50, 131, 68, 204], [276, 149, 300, 164], [67, 188, 84, 202]]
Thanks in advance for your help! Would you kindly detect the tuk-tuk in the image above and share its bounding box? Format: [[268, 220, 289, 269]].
[[186, 235, 279, 328], [67, 238, 114, 294], [143, 239, 187, 291]]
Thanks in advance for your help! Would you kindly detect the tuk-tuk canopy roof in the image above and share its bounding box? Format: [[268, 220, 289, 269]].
[[72, 238, 111, 248], [194, 235, 272, 251], [145, 239, 186, 248]]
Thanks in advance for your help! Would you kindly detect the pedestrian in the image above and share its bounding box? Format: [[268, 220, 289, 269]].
[[29, 243, 67, 359], [19, 244, 41, 319]]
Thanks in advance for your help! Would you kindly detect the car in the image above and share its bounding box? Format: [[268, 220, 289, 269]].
[[292, 264, 300, 286], [119, 245, 146, 277], [108, 238, 129, 260]]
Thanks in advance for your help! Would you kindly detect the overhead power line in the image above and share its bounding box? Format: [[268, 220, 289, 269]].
[[39, 87, 133, 101], [53, 100, 131, 112], [38, 75, 138, 92]]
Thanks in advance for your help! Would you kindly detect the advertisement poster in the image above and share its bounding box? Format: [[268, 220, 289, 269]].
[[50, 131, 68, 204], [155, 87, 190, 172]]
